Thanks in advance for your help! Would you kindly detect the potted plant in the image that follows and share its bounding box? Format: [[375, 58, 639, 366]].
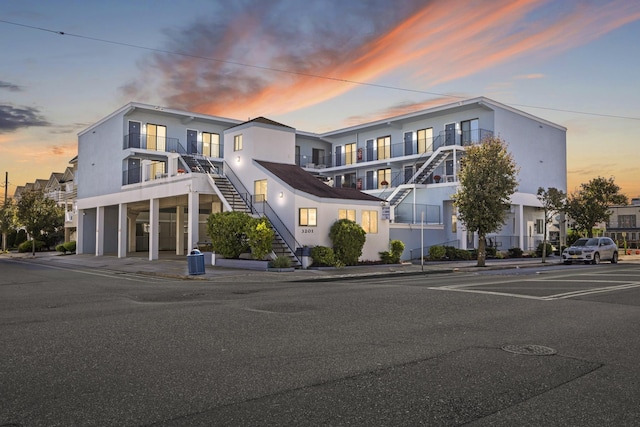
[[434, 175, 441, 183]]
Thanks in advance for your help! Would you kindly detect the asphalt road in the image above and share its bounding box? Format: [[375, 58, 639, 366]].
[[1, 259, 639, 426]]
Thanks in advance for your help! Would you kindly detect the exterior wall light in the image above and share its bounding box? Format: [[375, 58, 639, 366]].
[[279, 192, 284, 198]]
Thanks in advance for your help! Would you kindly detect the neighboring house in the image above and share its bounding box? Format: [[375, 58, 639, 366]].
[[12, 161, 77, 244], [59, 158, 78, 242], [76, 97, 566, 264], [605, 198, 640, 249]]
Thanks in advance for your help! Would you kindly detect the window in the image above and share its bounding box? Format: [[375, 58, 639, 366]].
[[312, 148, 324, 165], [342, 173, 356, 188], [377, 168, 391, 189], [300, 208, 317, 226], [417, 128, 432, 153], [234, 134, 243, 151], [362, 210, 378, 234], [150, 161, 166, 179], [618, 215, 636, 228], [345, 143, 356, 165], [202, 132, 220, 157], [535, 219, 545, 234], [339, 209, 356, 221], [146, 124, 166, 151], [254, 179, 267, 202], [461, 119, 479, 145], [377, 136, 391, 160]]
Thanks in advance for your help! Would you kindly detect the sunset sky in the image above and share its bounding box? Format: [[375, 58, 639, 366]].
[[1, 0, 639, 202]]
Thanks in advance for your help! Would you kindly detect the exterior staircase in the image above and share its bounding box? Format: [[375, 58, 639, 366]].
[[384, 145, 456, 207], [181, 154, 216, 174], [410, 145, 453, 185], [210, 176, 253, 213], [207, 175, 302, 268]]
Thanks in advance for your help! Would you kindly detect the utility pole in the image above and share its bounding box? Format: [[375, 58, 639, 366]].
[[2, 172, 7, 252]]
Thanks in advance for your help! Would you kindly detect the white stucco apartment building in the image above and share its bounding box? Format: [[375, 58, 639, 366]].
[[76, 97, 566, 263]]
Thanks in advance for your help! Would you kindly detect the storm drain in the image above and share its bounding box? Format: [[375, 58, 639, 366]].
[[501, 344, 557, 356]]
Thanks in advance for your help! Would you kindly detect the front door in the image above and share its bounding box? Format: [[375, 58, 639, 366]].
[[127, 159, 140, 184], [187, 130, 198, 154], [128, 121, 141, 148], [445, 123, 456, 146]]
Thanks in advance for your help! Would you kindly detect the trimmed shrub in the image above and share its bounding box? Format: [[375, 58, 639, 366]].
[[246, 217, 275, 260], [428, 245, 446, 260], [456, 249, 473, 260], [390, 240, 405, 261], [536, 242, 554, 257], [329, 219, 366, 266], [486, 246, 497, 257], [207, 211, 251, 258], [207, 212, 275, 260], [18, 240, 44, 253], [380, 239, 405, 264], [270, 255, 292, 268], [56, 244, 67, 253], [508, 247, 523, 258], [63, 240, 76, 253], [310, 246, 337, 267]]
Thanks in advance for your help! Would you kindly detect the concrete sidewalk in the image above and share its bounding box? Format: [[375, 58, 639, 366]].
[[4, 249, 639, 283], [1, 250, 591, 282]]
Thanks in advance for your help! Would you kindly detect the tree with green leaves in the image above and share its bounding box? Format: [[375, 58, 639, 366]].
[[452, 136, 519, 267], [536, 187, 566, 263], [1, 198, 17, 252], [15, 189, 64, 256], [565, 177, 627, 237]]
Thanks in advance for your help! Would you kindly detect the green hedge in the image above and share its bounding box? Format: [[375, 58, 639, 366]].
[[310, 246, 337, 267], [18, 240, 45, 253]]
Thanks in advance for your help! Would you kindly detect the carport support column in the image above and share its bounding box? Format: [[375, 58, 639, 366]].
[[188, 191, 199, 251], [77, 209, 85, 254], [518, 204, 524, 250], [117, 203, 127, 258], [176, 206, 185, 255], [149, 198, 160, 261], [95, 206, 104, 256], [128, 212, 138, 253]]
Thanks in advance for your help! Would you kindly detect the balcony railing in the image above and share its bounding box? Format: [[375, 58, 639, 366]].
[[123, 133, 223, 158], [393, 203, 441, 225], [298, 128, 493, 170], [122, 161, 174, 186]]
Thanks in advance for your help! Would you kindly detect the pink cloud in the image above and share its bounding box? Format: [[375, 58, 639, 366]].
[[125, 0, 640, 123]]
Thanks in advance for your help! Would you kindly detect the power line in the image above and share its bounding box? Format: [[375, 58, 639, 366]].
[[1, 18, 639, 121]]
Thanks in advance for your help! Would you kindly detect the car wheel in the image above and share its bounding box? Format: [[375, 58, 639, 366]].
[[592, 253, 600, 265], [611, 252, 618, 264]]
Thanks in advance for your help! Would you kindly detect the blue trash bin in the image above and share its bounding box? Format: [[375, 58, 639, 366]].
[[187, 249, 205, 275]]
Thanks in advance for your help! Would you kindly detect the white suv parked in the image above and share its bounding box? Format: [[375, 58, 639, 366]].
[[562, 237, 618, 265]]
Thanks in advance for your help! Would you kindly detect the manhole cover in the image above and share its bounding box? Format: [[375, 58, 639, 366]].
[[501, 344, 557, 356]]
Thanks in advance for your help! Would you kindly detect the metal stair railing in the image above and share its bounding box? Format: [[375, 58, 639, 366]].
[[253, 199, 303, 264], [221, 162, 257, 215], [223, 162, 302, 264]]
